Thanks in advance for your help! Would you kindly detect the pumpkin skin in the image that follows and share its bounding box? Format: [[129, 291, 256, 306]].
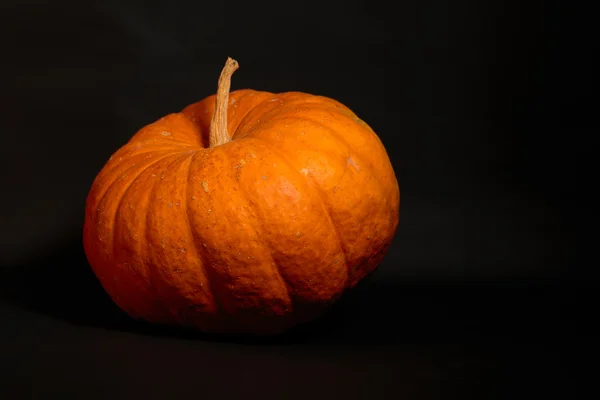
[[83, 62, 399, 336]]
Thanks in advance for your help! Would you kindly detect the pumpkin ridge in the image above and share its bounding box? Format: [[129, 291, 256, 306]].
[[91, 150, 182, 208], [233, 159, 294, 307], [232, 94, 354, 136], [183, 150, 221, 317], [229, 92, 326, 138], [178, 109, 211, 148], [141, 152, 206, 322], [108, 151, 189, 258], [238, 94, 338, 126], [241, 111, 389, 209], [260, 103, 371, 136], [271, 112, 387, 196], [234, 100, 382, 184], [229, 92, 279, 136], [107, 152, 189, 318], [130, 139, 202, 149], [110, 151, 189, 261], [221, 147, 293, 314], [282, 109, 375, 154], [88, 150, 182, 263], [133, 152, 196, 320], [226, 89, 265, 135], [180, 147, 235, 322], [246, 137, 349, 282]]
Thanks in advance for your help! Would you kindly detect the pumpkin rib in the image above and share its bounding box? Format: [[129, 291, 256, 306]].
[[218, 146, 293, 314], [102, 151, 189, 319], [246, 137, 349, 281], [240, 112, 385, 202], [131, 113, 207, 148], [267, 93, 343, 113], [123, 152, 193, 320], [186, 148, 231, 318], [110, 152, 187, 259], [229, 92, 280, 136], [274, 112, 387, 196], [239, 113, 353, 163], [108, 151, 189, 260], [230, 92, 326, 138], [87, 150, 183, 269], [128, 140, 201, 149], [233, 94, 357, 138], [183, 150, 221, 318], [227, 90, 266, 135], [234, 100, 383, 190], [144, 151, 206, 322], [276, 108, 377, 160], [242, 96, 345, 128], [133, 153, 192, 322], [113, 146, 192, 160], [93, 150, 185, 210], [181, 146, 294, 328], [250, 101, 375, 147], [119, 152, 191, 294], [234, 168, 295, 307]]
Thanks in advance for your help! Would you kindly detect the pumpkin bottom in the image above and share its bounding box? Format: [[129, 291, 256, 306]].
[[107, 259, 386, 337], [121, 291, 344, 337]]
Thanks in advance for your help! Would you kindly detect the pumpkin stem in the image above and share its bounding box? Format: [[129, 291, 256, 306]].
[[209, 57, 239, 147]]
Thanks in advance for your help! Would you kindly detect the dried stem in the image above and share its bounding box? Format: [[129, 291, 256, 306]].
[[209, 57, 239, 147]]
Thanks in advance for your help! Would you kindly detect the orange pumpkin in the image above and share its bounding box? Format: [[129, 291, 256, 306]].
[[83, 58, 400, 335]]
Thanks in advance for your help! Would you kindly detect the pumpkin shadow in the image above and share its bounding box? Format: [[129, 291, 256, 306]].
[[0, 239, 407, 345], [0, 237, 547, 346]]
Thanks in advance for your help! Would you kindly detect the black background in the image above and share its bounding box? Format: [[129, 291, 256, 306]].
[[0, 0, 586, 398]]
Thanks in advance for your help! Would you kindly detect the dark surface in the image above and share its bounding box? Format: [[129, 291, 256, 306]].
[[0, 263, 573, 399], [0, 239, 575, 398], [0, 0, 585, 398]]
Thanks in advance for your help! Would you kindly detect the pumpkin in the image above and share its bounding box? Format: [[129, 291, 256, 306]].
[[83, 58, 400, 336]]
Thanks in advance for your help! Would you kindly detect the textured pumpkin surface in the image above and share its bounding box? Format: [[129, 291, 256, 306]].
[[83, 59, 400, 335]]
